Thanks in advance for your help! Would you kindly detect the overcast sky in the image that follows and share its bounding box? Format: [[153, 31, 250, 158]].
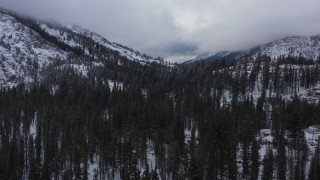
[[2, 0, 320, 62]]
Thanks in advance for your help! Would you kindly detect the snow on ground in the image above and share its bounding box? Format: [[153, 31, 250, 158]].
[[41, 24, 162, 65], [28, 111, 38, 139], [138, 139, 158, 176], [257, 129, 273, 159], [87, 155, 99, 180], [236, 129, 273, 179], [298, 84, 320, 104], [69, 64, 88, 77], [304, 125, 320, 177], [220, 90, 232, 105], [304, 125, 320, 154], [236, 143, 243, 176], [147, 148, 156, 170], [92, 62, 104, 67], [57, 61, 104, 78], [184, 127, 199, 143], [107, 80, 123, 90], [252, 36, 320, 61], [87, 154, 121, 180], [29, 121, 36, 139], [216, 63, 320, 106], [189, 51, 233, 63], [40, 24, 80, 48], [74, 26, 166, 65], [184, 128, 192, 143], [253, 126, 320, 179], [141, 89, 148, 99], [1, 11, 163, 87], [87, 160, 98, 180], [0, 12, 67, 87]]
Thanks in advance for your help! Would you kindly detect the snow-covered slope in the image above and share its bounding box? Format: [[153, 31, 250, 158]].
[[39, 23, 163, 64], [185, 51, 241, 64], [235, 125, 320, 179], [248, 35, 320, 60], [0, 12, 67, 87], [216, 62, 320, 105], [0, 10, 165, 87], [191, 51, 231, 62], [187, 35, 320, 64]]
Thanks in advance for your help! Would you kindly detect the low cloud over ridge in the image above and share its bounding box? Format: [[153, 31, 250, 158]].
[[2, 0, 320, 62]]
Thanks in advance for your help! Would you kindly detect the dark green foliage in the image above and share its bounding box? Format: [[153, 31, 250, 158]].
[[250, 138, 260, 180], [262, 147, 274, 180], [275, 131, 286, 180]]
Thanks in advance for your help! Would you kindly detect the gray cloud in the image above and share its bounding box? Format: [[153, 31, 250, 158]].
[[167, 40, 198, 55], [1, 0, 320, 62]]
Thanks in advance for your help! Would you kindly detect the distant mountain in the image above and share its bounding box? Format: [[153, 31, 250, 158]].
[[186, 35, 320, 64], [0, 9, 164, 87], [184, 51, 241, 64], [246, 35, 320, 60]]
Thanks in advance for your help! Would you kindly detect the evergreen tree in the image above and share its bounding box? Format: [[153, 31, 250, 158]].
[[250, 138, 260, 180], [262, 147, 274, 180], [309, 138, 320, 180], [276, 131, 286, 180]]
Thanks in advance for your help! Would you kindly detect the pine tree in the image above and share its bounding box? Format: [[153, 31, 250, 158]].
[[276, 131, 286, 180], [151, 166, 159, 180], [250, 138, 260, 180], [262, 147, 274, 180], [141, 163, 151, 180], [28, 135, 40, 180], [309, 138, 320, 180]]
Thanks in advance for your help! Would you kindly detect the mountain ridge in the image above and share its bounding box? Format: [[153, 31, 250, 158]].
[[186, 34, 320, 64], [0, 9, 165, 87]]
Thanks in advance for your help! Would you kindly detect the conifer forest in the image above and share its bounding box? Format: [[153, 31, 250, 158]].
[[1, 55, 320, 179]]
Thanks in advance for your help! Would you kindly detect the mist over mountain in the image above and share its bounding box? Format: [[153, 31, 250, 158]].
[[3, 0, 320, 59]]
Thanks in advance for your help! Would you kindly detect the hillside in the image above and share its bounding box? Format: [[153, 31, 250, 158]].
[[0, 11, 67, 87], [0, 9, 165, 87], [187, 35, 320, 64]]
